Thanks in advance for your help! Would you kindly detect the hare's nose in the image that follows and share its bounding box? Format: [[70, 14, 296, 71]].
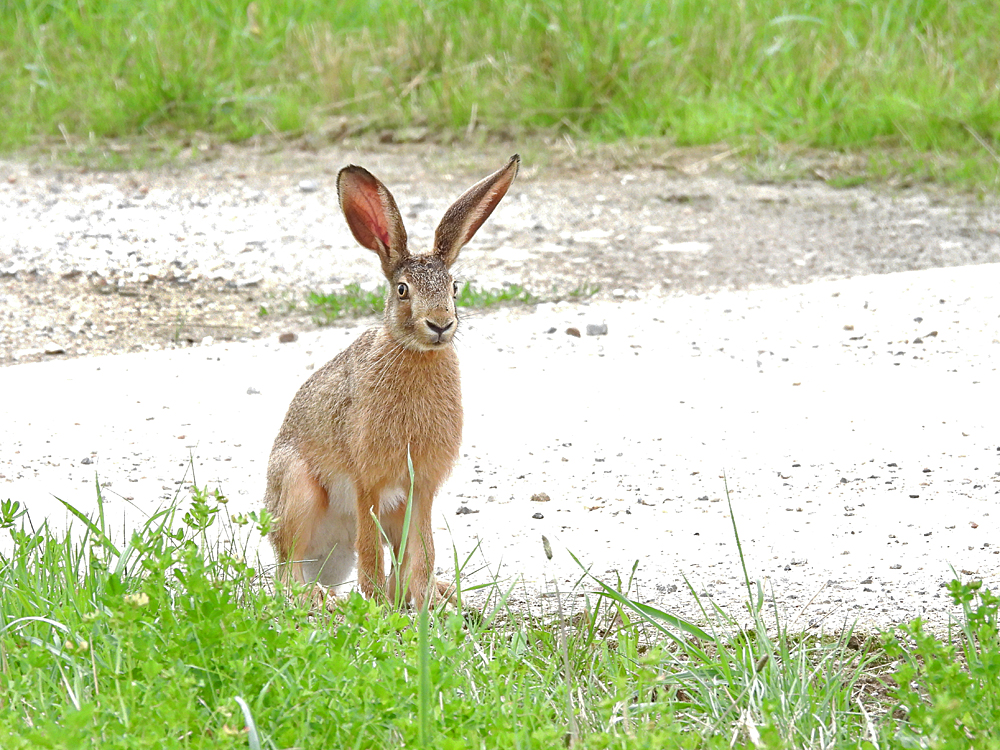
[[426, 320, 454, 337]]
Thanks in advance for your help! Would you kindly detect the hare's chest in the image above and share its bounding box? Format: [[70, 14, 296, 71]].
[[365, 385, 462, 448]]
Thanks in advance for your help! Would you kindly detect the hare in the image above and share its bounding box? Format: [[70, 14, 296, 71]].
[[264, 154, 520, 609]]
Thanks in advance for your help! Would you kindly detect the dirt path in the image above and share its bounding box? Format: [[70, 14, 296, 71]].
[[3, 143, 998, 364]]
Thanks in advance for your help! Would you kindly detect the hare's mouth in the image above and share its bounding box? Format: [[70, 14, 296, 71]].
[[422, 318, 456, 346]]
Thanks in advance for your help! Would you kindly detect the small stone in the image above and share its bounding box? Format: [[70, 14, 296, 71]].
[[860, 577, 873, 584], [565, 327, 581, 338], [890, 564, 902, 570], [612, 288, 626, 299], [278, 332, 298, 343], [586, 323, 608, 336], [298, 179, 319, 193], [531, 492, 551, 502], [81, 457, 93, 465], [546, 327, 557, 334], [43, 343, 66, 355], [532, 512, 544, 520], [456, 506, 479, 515], [843, 324, 854, 331], [247, 387, 260, 395]]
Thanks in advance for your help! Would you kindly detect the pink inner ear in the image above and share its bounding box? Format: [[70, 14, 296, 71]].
[[351, 192, 391, 248], [341, 169, 393, 250]]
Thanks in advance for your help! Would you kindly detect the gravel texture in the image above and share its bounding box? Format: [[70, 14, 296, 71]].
[[3, 144, 999, 363], [1, 144, 998, 634]]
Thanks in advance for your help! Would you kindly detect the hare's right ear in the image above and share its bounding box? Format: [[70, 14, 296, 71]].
[[337, 166, 409, 278], [434, 154, 520, 268]]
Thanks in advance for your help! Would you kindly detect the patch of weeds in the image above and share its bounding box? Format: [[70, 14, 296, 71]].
[[308, 282, 386, 323], [566, 283, 601, 300], [885, 578, 1000, 748], [309, 282, 540, 324], [455, 281, 536, 308]]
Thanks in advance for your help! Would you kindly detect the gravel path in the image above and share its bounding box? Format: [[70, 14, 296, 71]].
[[1, 144, 998, 634], [3, 144, 998, 362]]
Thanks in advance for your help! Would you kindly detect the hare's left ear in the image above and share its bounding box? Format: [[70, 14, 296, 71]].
[[433, 154, 520, 268]]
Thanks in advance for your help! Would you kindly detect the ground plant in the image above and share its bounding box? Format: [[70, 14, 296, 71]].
[[3, 0, 999, 184], [1, 487, 997, 748], [307, 281, 538, 324]]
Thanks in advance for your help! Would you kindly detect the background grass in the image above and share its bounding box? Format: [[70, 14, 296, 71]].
[[3, 0, 999, 182]]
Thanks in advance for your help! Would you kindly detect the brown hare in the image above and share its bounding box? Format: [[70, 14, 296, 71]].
[[264, 154, 520, 609]]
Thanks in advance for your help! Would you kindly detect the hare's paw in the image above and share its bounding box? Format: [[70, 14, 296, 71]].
[[433, 577, 458, 606], [300, 584, 337, 612]]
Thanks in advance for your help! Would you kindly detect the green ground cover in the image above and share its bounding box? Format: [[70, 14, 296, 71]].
[[1, 488, 998, 748]]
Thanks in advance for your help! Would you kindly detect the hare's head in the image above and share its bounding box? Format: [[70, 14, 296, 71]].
[[337, 155, 520, 352]]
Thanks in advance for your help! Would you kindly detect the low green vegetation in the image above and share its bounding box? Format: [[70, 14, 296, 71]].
[[1, 488, 998, 748], [3, 0, 999, 184], [308, 281, 542, 324], [308, 282, 387, 323]]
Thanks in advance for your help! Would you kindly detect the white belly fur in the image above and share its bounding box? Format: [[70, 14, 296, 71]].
[[300, 474, 409, 589]]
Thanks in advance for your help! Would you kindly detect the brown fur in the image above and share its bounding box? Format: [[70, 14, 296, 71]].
[[264, 155, 520, 609]]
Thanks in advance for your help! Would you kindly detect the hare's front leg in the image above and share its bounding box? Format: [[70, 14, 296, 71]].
[[355, 487, 386, 601], [383, 488, 448, 610]]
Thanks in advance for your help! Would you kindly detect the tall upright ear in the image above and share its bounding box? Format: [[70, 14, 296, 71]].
[[337, 165, 409, 278], [434, 154, 520, 267]]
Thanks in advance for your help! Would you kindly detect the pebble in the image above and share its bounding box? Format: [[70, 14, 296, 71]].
[[297, 179, 319, 193], [278, 332, 298, 343], [531, 492, 551, 502], [532, 512, 544, 519], [566, 327, 581, 338], [586, 323, 608, 336]]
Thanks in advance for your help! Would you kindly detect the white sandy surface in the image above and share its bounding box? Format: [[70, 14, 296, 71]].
[[2, 263, 997, 633]]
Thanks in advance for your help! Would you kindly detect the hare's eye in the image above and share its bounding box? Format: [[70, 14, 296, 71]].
[[452, 281, 459, 297], [396, 282, 409, 299]]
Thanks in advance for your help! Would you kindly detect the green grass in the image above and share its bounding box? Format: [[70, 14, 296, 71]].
[[2, 486, 999, 748], [308, 281, 542, 324], [2, 0, 999, 184]]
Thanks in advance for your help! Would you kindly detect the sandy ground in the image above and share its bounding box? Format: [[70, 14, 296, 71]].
[[2, 259, 997, 634]]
